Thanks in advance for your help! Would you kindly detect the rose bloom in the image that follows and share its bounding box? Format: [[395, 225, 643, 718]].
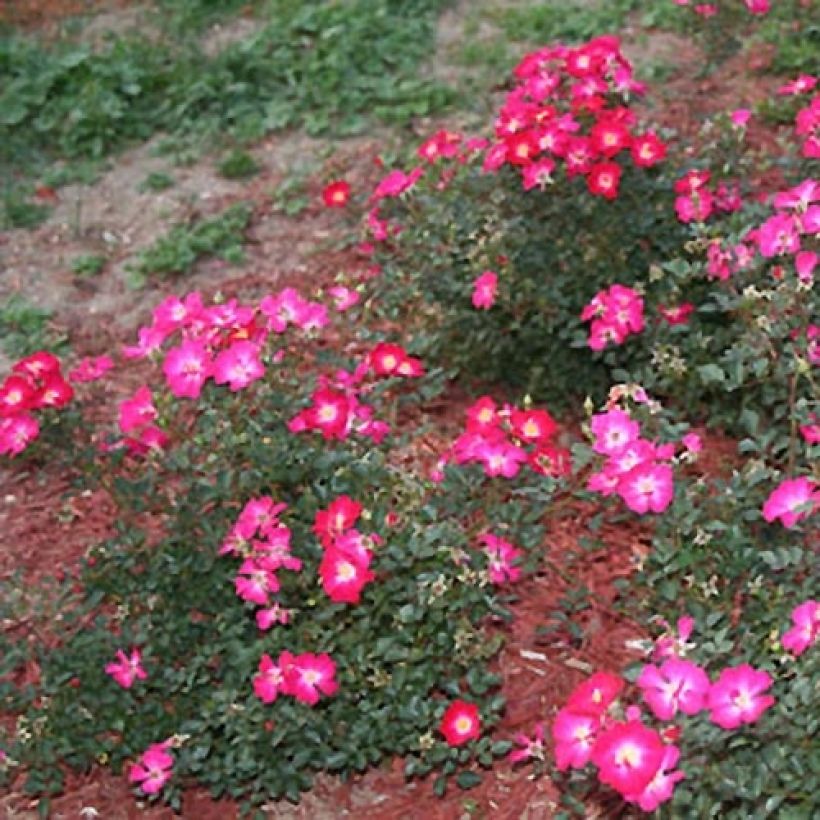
[[440, 699, 481, 746], [322, 180, 350, 208], [707, 664, 775, 729]]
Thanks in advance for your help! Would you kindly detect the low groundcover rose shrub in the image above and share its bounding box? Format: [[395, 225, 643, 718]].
[[0, 287, 553, 813]]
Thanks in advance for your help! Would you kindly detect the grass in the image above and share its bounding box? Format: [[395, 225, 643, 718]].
[[130, 201, 253, 282]]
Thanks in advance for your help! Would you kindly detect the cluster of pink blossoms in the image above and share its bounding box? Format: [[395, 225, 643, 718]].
[[783, 75, 819, 159], [581, 283, 644, 351], [432, 396, 569, 482], [674, 168, 742, 225], [253, 650, 338, 706], [116, 385, 169, 455], [754, 178, 818, 276], [288, 342, 422, 442], [586, 395, 702, 515], [362, 131, 487, 248], [554, 639, 776, 811], [480, 37, 665, 201], [314, 496, 378, 604], [695, 177, 816, 283], [123, 288, 327, 400], [1, 351, 111, 456], [220, 497, 299, 630]]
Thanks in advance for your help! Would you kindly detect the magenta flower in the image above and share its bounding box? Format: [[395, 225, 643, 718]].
[[129, 742, 173, 795], [618, 462, 674, 515], [654, 615, 695, 660], [552, 708, 599, 771], [284, 652, 339, 706], [255, 603, 291, 631], [782, 600, 819, 657], [757, 213, 801, 258], [762, 477, 818, 528], [475, 438, 527, 478], [118, 385, 157, 435], [637, 658, 710, 720], [471, 271, 498, 310], [522, 158, 556, 190], [253, 653, 286, 703], [773, 179, 819, 211], [105, 648, 147, 689], [590, 409, 640, 456], [591, 720, 666, 797], [478, 532, 523, 584], [565, 671, 624, 717], [68, 355, 114, 384], [707, 664, 775, 730], [744, 0, 770, 14], [328, 286, 360, 312], [0, 414, 39, 456], [234, 558, 280, 605], [318, 542, 375, 605], [509, 722, 546, 764], [163, 339, 212, 399], [213, 341, 265, 392], [122, 325, 166, 359], [625, 744, 685, 812]]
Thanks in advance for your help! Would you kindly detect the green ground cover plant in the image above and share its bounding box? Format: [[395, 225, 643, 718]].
[[0, 0, 455, 190], [0, 295, 68, 359], [130, 201, 252, 281]]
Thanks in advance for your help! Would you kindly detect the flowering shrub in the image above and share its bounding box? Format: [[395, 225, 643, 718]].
[[1, 287, 556, 810], [538, 387, 820, 816], [629, 171, 818, 447], [368, 36, 684, 410]]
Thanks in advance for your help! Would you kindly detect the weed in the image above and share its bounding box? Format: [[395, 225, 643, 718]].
[[0, 295, 68, 359], [40, 159, 102, 189], [1, 187, 51, 230], [138, 171, 175, 193], [70, 254, 106, 277], [218, 150, 260, 180], [272, 174, 311, 217], [497, 0, 640, 44], [131, 201, 252, 280]]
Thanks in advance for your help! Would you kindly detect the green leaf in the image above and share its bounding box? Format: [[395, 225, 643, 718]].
[[456, 770, 482, 789]]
